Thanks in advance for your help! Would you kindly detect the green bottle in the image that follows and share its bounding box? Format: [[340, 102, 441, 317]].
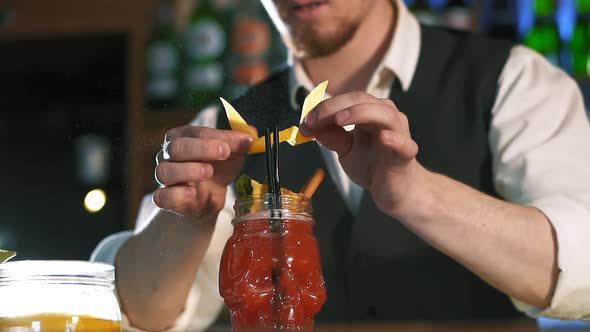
[[579, 0, 590, 12], [568, 19, 589, 77], [525, 0, 559, 65], [574, 0, 590, 78], [145, 0, 181, 108], [182, 0, 227, 110]]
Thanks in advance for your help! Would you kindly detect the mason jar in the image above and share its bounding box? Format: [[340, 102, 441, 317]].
[[219, 193, 327, 331], [0, 260, 121, 331]]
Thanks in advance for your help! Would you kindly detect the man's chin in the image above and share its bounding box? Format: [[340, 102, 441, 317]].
[[292, 32, 356, 58], [286, 16, 360, 57]]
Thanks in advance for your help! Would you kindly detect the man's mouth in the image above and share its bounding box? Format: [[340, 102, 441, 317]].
[[292, 0, 328, 18], [293, 1, 326, 10]]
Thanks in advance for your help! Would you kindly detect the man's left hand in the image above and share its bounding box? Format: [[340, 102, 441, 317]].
[[299, 91, 427, 217]]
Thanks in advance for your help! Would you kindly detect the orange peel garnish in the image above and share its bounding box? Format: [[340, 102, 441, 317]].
[[220, 97, 258, 138], [219, 81, 328, 154]]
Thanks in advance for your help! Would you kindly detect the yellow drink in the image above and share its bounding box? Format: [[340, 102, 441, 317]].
[[0, 313, 121, 332]]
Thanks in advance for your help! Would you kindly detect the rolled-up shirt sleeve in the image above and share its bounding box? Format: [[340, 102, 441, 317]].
[[91, 106, 235, 331], [91, 192, 234, 331], [490, 45, 590, 320]]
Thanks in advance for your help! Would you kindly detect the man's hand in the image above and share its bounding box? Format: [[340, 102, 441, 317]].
[[154, 126, 255, 219], [301, 91, 559, 309], [299, 91, 425, 216]]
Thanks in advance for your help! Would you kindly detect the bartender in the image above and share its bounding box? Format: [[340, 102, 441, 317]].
[[93, 0, 590, 331]]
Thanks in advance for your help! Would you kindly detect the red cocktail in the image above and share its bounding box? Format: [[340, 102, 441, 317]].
[[219, 193, 327, 331]]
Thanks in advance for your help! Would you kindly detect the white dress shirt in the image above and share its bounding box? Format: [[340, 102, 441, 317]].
[[91, 0, 590, 330]]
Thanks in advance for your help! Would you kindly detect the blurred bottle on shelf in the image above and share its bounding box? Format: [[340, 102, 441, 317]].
[[225, 0, 275, 98], [566, 0, 590, 78], [557, 0, 586, 77], [145, 0, 181, 109], [440, 0, 475, 30], [408, 0, 441, 26], [524, 0, 560, 65], [406, 0, 474, 30], [74, 134, 112, 186], [182, 0, 228, 110], [578, 0, 590, 13], [577, 0, 590, 77]]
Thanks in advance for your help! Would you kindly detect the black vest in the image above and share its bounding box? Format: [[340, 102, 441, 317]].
[[217, 26, 520, 322]]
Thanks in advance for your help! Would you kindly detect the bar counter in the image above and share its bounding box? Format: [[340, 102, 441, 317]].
[[207, 319, 542, 332]]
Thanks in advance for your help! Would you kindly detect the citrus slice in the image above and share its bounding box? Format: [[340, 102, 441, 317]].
[[251, 178, 296, 196], [300, 80, 329, 124], [292, 80, 328, 145], [219, 97, 257, 138], [236, 174, 302, 212], [249, 126, 299, 154], [236, 175, 297, 197], [252, 180, 268, 196], [0, 250, 16, 263], [220, 81, 328, 154]]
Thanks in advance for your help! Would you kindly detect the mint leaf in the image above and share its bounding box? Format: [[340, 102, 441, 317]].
[[236, 174, 253, 198]]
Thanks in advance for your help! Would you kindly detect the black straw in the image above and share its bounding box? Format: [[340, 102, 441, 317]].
[[264, 128, 276, 210], [266, 124, 283, 329], [264, 125, 283, 213], [273, 124, 282, 209]]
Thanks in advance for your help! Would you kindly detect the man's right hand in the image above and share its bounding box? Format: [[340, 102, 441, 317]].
[[153, 125, 255, 219]]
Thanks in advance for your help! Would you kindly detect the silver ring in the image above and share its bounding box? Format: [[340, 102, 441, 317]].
[[154, 165, 165, 187], [155, 150, 166, 166], [154, 150, 167, 188]]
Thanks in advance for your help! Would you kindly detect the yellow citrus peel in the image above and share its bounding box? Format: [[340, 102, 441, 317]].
[[250, 178, 297, 196], [0, 250, 16, 263], [248, 126, 299, 154], [237, 175, 300, 212], [291, 80, 329, 146], [220, 81, 328, 154], [237, 174, 297, 197], [219, 97, 258, 138]]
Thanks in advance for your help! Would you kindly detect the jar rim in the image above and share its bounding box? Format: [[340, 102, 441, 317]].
[[233, 193, 312, 219], [234, 192, 310, 202], [0, 260, 114, 282]]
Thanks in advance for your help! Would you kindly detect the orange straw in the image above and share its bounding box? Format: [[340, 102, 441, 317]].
[[300, 168, 326, 198]]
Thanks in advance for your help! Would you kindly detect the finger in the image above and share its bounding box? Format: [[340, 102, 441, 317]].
[[153, 185, 197, 214], [397, 110, 410, 133], [166, 125, 255, 140], [155, 161, 214, 186], [165, 126, 254, 154], [379, 130, 419, 160], [314, 126, 353, 156], [165, 137, 232, 162], [302, 103, 401, 135], [379, 98, 396, 108], [335, 103, 402, 131], [303, 91, 381, 127], [379, 98, 410, 133]]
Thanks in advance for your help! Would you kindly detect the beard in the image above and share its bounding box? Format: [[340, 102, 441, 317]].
[[289, 18, 361, 58]]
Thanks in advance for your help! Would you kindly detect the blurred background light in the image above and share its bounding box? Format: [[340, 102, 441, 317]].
[[84, 189, 107, 213]]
